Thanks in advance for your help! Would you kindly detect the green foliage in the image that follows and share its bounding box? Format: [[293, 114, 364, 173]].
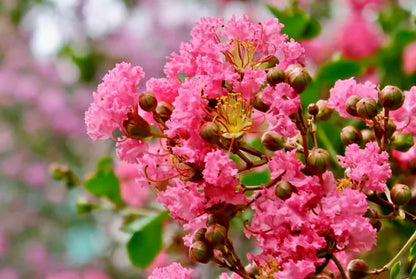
[[61, 45, 101, 83], [409, 240, 416, 262], [390, 261, 401, 279], [410, 263, 416, 279], [241, 169, 270, 186], [267, 5, 321, 40], [84, 157, 124, 206], [126, 211, 169, 268]]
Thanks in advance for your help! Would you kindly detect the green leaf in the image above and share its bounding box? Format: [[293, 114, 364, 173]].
[[409, 263, 416, 279], [84, 157, 123, 206], [126, 217, 164, 268], [409, 240, 416, 261], [121, 210, 170, 233], [302, 17, 321, 40], [241, 169, 270, 186], [390, 261, 401, 279]]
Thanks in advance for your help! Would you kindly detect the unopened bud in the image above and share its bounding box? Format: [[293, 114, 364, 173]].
[[189, 241, 212, 264], [192, 228, 207, 243], [356, 97, 378, 119], [139, 91, 158, 112], [340, 126, 363, 146], [205, 224, 227, 248], [261, 131, 285, 151], [245, 263, 261, 277], [200, 122, 221, 144], [345, 95, 361, 117], [391, 184, 412, 206], [76, 197, 98, 214], [267, 67, 285, 86], [49, 163, 80, 188], [284, 64, 312, 93], [379, 85, 404, 111], [361, 129, 376, 143], [123, 115, 152, 139], [364, 209, 382, 232], [374, 118, 396, 140], [253, 93, 270, 112], [206, 213, 229, 230], [347, 259, 369, 279], [307, 103, 319, 117], [275, 181, 296, 200], [391, 133, 414, 152], [257, 56, 279, 69], [306, 148, 331, 175], [316, 100, 334, 121], [156, 101, 174, 122]]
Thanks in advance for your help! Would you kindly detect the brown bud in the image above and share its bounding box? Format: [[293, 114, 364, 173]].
[[200, 122, 221, 144], [123, 115, 152, 139], [347, 259, 369, 279], [364, 209, 382, 232], [192, 228, 207, 243], [345, 95, 361, 117], [275, 181, 296, 200], [306, 148, 331, 175], [156, 101, 174, 122], [253, 93, 270, 112], [315, 100, 334, 121], [206, 213, 229, 230], [261, 131, 285, 151], [379, 85, 404, 111], [374, 118, 396, 140], [307, 103, 319, 117], [267, 67, 285, 86], [361, 129, 376, 144], [205, 224, 227, 248], [284, 64, 312, 93], [189, 241, 212, 264], [356, 97, 378, 119], [340, 126, 363, 146], [390, 184, 412, 206], [391, 133, 414, 152], [139, 91, 157, 112]]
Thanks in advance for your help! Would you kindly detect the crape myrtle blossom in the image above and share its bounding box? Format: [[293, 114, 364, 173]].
[[86, 15, 380, 278]]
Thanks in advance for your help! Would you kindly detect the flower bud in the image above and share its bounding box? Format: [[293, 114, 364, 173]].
[[253, 93, 270, 112], [261, 131, 285, 151], [200, 122, 221, 144], [205, 224, 227, 248], [347, 259, 369, 279], [257, 56, 279, 69], [340, 126, 363, 146], [316, 100, 334, 121], [361, 129, 376, 144], [76, 197, 98, 214], [364, 209, 382, 232], [192, 228, 207, 243], [284, 64, 312, 93], [379, 85, 404, 111], [206, 213, 229, 230], [345, 95, 361, 117], [356, 97, 378, 119], [391, 133, 414, 152], [49, 163, 80, 188], [267, 67, 285, 86], [189, 240, 212, 264], [390, 184, 412, 206], [139, 91, 158, 112], [306, 148, 331, 175], [156, 101, 174, 122], [374, 118, 396, 140], [307, 103, 319, 117], [123, 115, 152, 139], [245, 263, 261, 277], [275, 181, 296, 200]]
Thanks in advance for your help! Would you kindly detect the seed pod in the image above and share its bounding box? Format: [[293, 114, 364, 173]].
[[306, 148, 331, 175], [391, 133, 414, 152], [261, 131, 285, 151], [275, 181, 296, 200], [267, 67, 285, 86], [379, 85, 404, 111], [356, 97, 378, 119], [253, 93, 270, 112], [192, 228, 207, 243], [205, 224, 227, 248], [316, 100, 334, 121], [284, 64, 312, 93], [347, 259, 369, 279], [390, 184, 412, 206], [345, 95, 361, 117], [340, 126, 363, 146], [156, 101, 174, 122], [139, 91, 158, 112], [200, 122, 221, 144], [189, 241, 212, 264]]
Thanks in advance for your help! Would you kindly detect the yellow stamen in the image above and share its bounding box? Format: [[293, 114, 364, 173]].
[[337, 178, 352, 192], [256, 260, 282, 279], [225, 38, 257, 73]]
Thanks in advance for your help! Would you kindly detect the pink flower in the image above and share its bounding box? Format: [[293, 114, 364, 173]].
[[403, 41, 416, 75], [328, 77, 378, 118], [85, 62, 144, 140], [338, 142, 391, 192], [115, 161, 149, 207], [390, 86, 416, 134], [148, 263, 193, 279], [116, 139, 148, 163]]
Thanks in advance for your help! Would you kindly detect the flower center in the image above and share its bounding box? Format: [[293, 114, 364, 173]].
[[214, 93, 253, 139], [225, 38, 256, 73]]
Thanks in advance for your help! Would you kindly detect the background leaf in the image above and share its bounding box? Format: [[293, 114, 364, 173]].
[[390, 261, 401, 279]]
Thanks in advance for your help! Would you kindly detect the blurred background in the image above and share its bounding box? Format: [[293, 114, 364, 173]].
[[1, 0, 416, 278]]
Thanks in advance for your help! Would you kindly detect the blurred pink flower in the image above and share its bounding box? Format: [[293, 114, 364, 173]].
[[403, 41, 416, 75], [148, 262, 193, 279]]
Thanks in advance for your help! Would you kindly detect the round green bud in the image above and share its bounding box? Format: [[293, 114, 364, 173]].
[[156, 101, 174, 122], [361, 129, 376, 144], [267, 67, 285, 86], [284, 64, 312, 94], [275, 181, 296, 200], [306, 148, 331, 175], [257, 56, 279, 69], [205, 224, 227, 248], [345, 95, 361, 117], [189, 240, 212, 264], [347, 259, 369, 279], [316, 100, 334, 121], [253, 93, 270, 112], [391, 133, 414, 152], [261, 131, 285, 151], [340, 126, 363, 146], [390, 184, 412, 206], [379, 85, 404, 111], [356, 97, 378, 119], [139, 91, 158, 112], [200, 122, 221, 144]]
